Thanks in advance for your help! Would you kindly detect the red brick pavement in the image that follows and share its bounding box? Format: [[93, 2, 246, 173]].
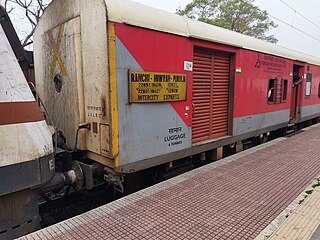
[[21, 124, 320, 240]]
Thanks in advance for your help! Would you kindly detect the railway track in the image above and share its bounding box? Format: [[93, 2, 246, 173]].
[[39, 184, 114, 228]]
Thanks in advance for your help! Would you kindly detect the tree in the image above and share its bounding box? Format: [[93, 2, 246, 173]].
[[0, 0, 52, 47], [177, 0, 278, 43]]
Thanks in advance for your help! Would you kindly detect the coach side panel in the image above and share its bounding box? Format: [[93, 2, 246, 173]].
[[300, 65, 320, 121], [233, 50, 292, 136], [113, 23, 193, 171], [112, 23, 320, 172]]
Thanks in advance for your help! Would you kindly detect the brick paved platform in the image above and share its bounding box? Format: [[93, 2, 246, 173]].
[[20, 124, 320, 240], [269, 186, 320, 240]]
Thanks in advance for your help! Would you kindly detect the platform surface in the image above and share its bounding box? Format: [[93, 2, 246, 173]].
[[20, 124, 320, 240], [269, 186, 320, 240]]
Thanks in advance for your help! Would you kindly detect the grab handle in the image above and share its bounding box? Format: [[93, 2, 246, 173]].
[[192, 103, 196, 118]]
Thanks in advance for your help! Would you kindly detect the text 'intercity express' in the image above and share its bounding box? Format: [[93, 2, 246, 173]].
[[131, 72, 187, 102], [131, 73, 186, 83]]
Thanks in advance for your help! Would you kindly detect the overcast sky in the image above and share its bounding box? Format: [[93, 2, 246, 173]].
[[132, 0, 320, 58], [4, 0, 320, 58]]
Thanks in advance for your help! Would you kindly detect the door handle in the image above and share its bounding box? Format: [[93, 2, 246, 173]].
[[192, 103, 196, 118]]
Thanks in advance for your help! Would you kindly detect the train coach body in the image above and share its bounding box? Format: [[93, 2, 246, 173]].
[[0, 11, 54, 237], [34, 0, 320, 175]]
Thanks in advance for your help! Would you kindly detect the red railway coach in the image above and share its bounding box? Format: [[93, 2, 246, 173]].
[[34, 0, 320, 191]]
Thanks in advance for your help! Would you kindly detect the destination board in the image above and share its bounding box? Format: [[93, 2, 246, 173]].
[[129, 71, 187, 103]]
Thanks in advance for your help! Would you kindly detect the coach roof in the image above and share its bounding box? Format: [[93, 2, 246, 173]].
[[105, 0, 320, 66]]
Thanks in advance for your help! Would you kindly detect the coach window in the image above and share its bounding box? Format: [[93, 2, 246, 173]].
[[267, 79, 277, 103], [282, 79, 288, 102], [306, 73, 312, 97], [318, 83, 320, 98]]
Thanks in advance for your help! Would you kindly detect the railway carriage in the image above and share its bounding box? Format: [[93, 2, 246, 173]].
[[34, 0, 320, 190], [1, 0, 320, 238], [0, 6, 55, 239]]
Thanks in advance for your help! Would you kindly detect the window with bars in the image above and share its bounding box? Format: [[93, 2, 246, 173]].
[[267, 78, 288, 104], [282, 79, 288, 102], [267, 79, 277, 103]]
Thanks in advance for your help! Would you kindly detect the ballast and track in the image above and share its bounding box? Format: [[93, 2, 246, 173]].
[[1, 0, 320, 239]]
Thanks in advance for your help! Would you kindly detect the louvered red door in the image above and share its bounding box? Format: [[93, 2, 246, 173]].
[[192, 49, 230, 143], [211, 53, 230, 138], [192, 50, 213, 142]]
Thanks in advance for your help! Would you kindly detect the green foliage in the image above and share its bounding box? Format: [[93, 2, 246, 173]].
[[177, 0, 278, 43]]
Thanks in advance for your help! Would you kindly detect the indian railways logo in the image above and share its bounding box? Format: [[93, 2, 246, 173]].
[[254, 53, 287, 74], [48, 24, 67, 79]]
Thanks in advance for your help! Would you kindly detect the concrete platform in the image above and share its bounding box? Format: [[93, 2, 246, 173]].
[[269, 186, 320, 240], [20, 124, 320, 240]]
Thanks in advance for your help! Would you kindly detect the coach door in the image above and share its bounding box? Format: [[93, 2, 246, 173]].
[[290, 64, 304, 120], [192, 48, 231, 143]]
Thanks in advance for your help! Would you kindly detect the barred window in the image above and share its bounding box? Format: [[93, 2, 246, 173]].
[[267, 78, 288, 104], [282, 79, 288, 102], [267, 79, 277, 103]]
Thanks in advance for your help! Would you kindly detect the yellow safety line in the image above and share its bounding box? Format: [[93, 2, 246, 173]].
[[108, 22, 119, 169], [48, 24, 67, 78]]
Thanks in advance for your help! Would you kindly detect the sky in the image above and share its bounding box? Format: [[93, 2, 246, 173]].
[[2, 0, 320, 58], [132, 0, 320, 58]]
